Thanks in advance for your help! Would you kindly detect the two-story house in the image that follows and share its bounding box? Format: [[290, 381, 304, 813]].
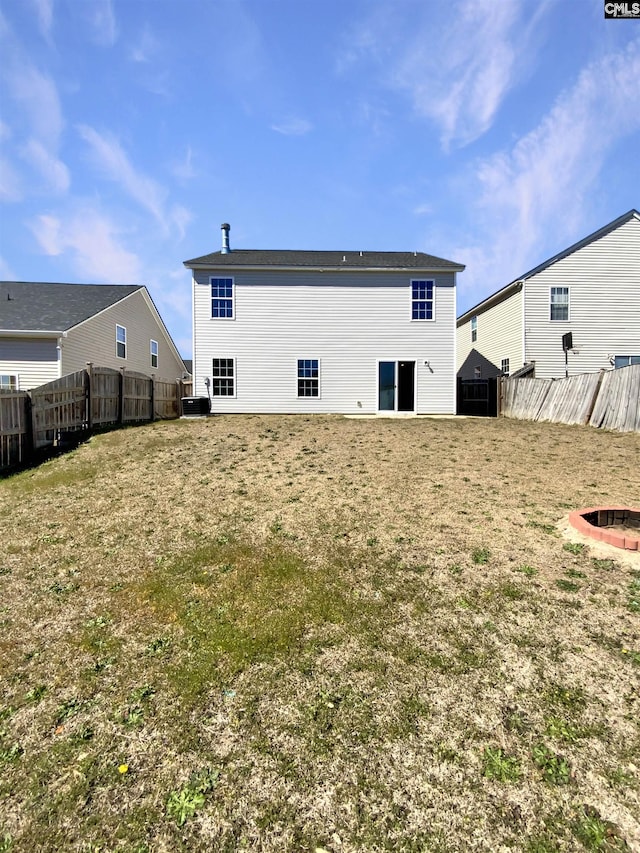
[[0, 282, 187, 390], [456, 209, 640, 380], [185, 225, 464, 415]]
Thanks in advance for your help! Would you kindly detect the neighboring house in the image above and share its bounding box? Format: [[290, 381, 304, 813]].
[[184, 224, 464, 414], [0, 282, 187, 390], [456, 210, 640, 381]]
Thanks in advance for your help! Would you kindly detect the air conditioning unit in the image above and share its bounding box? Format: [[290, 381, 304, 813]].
[[181, 396, 211, 417]]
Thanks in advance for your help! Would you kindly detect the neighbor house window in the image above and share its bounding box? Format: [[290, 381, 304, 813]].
[[550, 287, 569, 321], [212, 358, 235, 396], [614, 355, 640, 369], [0, 374, 18, 390], [116, 325, 127, 358], [411, 280, 434, 320], [501, 358, 510, 376], [297, 359, 319, 397], [150, 340, 158, 369], [474, 366, 481, 378], [471, 316, 477, 342], [211, 277, 234, 318]]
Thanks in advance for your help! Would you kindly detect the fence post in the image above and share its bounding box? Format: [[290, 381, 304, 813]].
[[150, 376, 156, 422], [25, 392, 35, 464], [85, 363, 93, 431], [176, 379, 183, 417], [118, 368, 125, 425]]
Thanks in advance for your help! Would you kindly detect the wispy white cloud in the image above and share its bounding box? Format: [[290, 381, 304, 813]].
[[6, 64, 64, 147], [0, 156, 23, 202], [170, 205, 193, 241], [77, 124, 168, 225], [171, 146, 196, 181], [30, 0, 53, 41], [0, 255, 18, 280], [447, 37, 640, 304], [340, 0, 547, 149], [22, 138, 70, 193], [130, 25, 159, 63], [393, 0, 522, 148], [271, 117, 313, 136], [86, 0, 117, 47], [30, 209, 142, 282]]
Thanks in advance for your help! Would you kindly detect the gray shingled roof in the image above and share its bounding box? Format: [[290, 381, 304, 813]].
[[1, 282, 142, 332], [184, 249, 464, 270]]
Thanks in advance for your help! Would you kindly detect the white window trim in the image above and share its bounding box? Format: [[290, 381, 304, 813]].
[[296, 358, 321, 399], [549, 286, 570, 322], [410, 279, 436, 322], [150, 339, 158, 369], [0, 374, 19, 390], [116, 324, 127, 359], [210, 276, 235, 320], [211, 357, 237, 398], [501, 358, 510, 377], [471, 316, 478, 342]]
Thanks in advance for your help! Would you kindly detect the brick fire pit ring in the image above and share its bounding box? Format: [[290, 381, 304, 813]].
[[568, 507, 640, 551]]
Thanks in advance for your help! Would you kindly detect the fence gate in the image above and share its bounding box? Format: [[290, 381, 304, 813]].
[[456, 378, 498, 417]]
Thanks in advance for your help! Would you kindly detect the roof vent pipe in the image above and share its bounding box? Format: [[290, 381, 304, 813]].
[[221, 223, 231, 254]]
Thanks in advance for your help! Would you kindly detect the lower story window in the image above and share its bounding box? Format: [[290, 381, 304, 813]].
[[0, 374, 18, 390], [501, 358, 510, 376], [212, 358, 234, 396], [297, 359, 319, 397], [614, 355, 640, 369]]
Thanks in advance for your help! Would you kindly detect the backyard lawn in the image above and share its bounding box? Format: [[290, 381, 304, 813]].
[[0, 414, 638, 852]]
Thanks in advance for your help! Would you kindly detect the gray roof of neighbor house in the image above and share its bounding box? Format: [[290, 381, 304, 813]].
[[184, 249, 465, 271], [0, 282, 143, 332], [457, 208, 640, 325]]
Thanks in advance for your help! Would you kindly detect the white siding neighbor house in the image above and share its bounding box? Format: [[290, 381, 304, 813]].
[[0, 282, 187, 390], [456, 209, 640, 380], [185, 225, 465, 415]]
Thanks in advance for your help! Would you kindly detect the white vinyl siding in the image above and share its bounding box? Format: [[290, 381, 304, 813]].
[[456, 288, 524, 376], [0, 337, 60, 389], [525, 216, 640, 379], [193, 269, 457, 414], [60, 290, 186, 380]]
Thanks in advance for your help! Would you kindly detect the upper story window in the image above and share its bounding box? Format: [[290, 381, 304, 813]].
[[116, 324, 127, 359], [297, 359, 319, 397], [550, 287, 569, 322], [150, 339, 158, 369], [614, 355, 640, 369], [211, 277, 234, 318], [212, 358, 235, 396], [471, 316, 478, 342], [411, 280, 434, 320], [501, 358, 510, 376]]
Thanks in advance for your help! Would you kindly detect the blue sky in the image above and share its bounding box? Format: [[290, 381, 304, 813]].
[[1, 0, 638, 359]]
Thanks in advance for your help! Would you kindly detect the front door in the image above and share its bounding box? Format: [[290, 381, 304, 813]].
[[378, 361, 415, 412]]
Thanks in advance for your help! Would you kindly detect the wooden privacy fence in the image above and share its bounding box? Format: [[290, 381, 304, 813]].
[[1, 365, 188, 472], [501, 363, 640, 433]]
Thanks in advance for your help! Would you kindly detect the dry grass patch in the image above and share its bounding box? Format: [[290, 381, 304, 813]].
[[1, 415, 639, 852]]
